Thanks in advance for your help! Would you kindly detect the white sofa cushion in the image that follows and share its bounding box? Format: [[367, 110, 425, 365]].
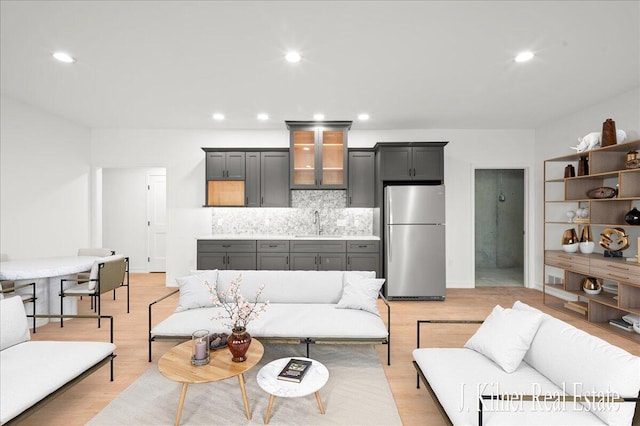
[[0, 340, 115, 424], [513, 301, 640, 426], [0, 296, 30, 350], [336, 273, 385, 316], [174, 270, 218, 312], [413, 347, 606, 425], [151, 304, 388, 340], [216, 270, 374, 304], [464, 305, 543, 373]]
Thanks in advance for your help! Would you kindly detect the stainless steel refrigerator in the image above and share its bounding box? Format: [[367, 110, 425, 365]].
[[384, 185, 446, 300]]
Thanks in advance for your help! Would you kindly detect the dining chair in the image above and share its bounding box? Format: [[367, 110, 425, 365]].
[[60, 255, 129, 328], [76, 248, 116, 305], [0, 254, 37, 332]]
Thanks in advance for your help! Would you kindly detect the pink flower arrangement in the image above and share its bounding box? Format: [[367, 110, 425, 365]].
[[207, 274, 269, 332]]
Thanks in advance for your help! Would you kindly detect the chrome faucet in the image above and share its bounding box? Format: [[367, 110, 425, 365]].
[[313, 210, 322, 235]]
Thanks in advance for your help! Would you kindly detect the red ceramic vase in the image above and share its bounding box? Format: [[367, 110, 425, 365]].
[[227, 327, 251, 362]]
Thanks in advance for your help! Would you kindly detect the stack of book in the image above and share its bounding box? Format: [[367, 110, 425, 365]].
[[563, 300, 587, 316], [609, 318, 633, 332], [277, 358, 313, 383]]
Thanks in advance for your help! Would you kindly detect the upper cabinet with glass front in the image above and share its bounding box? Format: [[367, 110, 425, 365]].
[[286, 121, 351, 189]]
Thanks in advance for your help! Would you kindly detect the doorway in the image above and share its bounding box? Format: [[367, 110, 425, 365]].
[[474, 169, 524, 287], [101, 168, 166, 272]]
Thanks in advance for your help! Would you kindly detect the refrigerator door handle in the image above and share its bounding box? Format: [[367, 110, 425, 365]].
[[386, 225, 392, 261]]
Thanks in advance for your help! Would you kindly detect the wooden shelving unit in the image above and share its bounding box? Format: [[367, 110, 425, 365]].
[[543, 139, 640, 343]]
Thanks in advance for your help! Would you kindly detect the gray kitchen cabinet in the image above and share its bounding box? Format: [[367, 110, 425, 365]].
[[346, 240, 380, 276], [245, 151, 289, 207], [197, 240, 256, 270], [347, 150, 375, 207], [206, 151, 246, 180], [287, 121, 351, 189], [289, 240, 347, 271], [378, 143, 445, 182], [245, 152, 261, 207], [256, 240, 290, 270], [261, 151, 290, 207]]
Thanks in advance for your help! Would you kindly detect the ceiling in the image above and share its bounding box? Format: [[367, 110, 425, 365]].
[[1, 1, 638, 131]]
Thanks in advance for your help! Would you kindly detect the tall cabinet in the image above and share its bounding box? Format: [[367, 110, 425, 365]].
[[543, 139, 640, 343], [286, 121, 351, 189]]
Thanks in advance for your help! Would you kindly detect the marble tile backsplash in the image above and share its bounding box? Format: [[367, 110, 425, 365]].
[[210, 190, 374, 236]]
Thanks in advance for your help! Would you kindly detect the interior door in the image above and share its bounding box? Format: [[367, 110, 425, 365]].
[[147, 174, 166, 272]]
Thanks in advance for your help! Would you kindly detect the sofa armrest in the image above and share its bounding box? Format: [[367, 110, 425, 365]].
[[148, 289, 179, 362], [379, 291, 391, 365]]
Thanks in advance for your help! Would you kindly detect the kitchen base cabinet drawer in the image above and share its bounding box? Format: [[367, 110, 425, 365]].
[[544, 251, 590, 274], [257, 253, 289, 270], [198, 240, 257, 253], [590, 258, 640, 284], [346, 240, 380, 253], [257, 240, 290, 252]]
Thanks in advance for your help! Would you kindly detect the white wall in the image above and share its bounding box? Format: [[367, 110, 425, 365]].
[[91, 128, 535, 287], [102, 167, 165, 272], [533, 87, 640, 288], [0, 95, 92, 259]]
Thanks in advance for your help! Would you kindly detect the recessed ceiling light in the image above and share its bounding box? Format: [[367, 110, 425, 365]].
[[515, 51, 534, 63], [313, 113, 325, 121], [285, 51, 301, 63], [358, 113, 370, 121], [52, 51, 75, 63], [212, 113, 225, 120], [257, 113, 269, 121]]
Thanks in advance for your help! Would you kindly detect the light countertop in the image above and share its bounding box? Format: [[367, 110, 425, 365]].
[[198, 234, 380, 241]]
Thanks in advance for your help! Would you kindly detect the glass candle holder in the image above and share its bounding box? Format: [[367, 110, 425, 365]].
[[191, 330, 210, 366]]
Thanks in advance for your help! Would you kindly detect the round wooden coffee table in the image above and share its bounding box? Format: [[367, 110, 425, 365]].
[[158, 338, 264, 425]]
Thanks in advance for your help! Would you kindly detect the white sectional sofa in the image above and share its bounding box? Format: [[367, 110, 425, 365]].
[[413, 301, 640, 426], [148, 269, 390, 363], [0, 296, 116, 424]]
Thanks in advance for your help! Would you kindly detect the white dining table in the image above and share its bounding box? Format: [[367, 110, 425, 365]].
[[0, 256, 99, 326]]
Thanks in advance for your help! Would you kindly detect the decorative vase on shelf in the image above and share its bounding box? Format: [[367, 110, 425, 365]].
[[577, 156, 589, 176], [625, 207, 640, 225], [227, 327, 251, 362], [579, 225, 595, 253], [601, 118, 617, 147]]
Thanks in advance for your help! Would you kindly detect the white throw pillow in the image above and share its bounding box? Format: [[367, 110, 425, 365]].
[[174, 270, 218, 312], [464, 304, 543, 373], [336, 273, 385, 316], [0, 296, 31, 350]]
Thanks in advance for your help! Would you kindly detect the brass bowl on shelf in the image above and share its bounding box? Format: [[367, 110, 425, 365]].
[[582, 277, 602, 295]]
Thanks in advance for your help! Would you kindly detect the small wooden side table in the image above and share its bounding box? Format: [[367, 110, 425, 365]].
[[158, 339, 264, 425], [256, 357, 329, 424]]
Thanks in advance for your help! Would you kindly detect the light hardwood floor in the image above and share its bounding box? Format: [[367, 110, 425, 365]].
[[16, 273, 640, 425]]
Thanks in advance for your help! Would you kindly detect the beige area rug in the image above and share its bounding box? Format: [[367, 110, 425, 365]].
[[88, 344, 402, 426]]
